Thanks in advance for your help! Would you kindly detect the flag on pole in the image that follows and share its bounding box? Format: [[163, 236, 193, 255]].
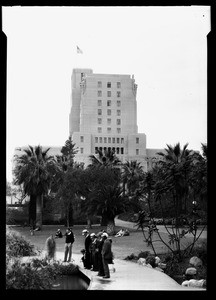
[[77, 45, 83, 54]]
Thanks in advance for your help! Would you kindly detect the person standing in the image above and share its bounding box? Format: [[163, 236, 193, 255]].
[[45, 234, 56, 261], [63, 227, 75, 262], [96, 232, 105, 277], [101, 232, 113, 278], [82, 229, 92, 269]]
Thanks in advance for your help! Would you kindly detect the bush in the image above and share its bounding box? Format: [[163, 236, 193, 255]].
[[6, 258, 59, 289], [6, 229, 37, 258], [137, 251, 151, 259], [6, 206, 28, 225]]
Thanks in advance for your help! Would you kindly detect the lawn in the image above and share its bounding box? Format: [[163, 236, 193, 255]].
[[8, 223, 206, 260]]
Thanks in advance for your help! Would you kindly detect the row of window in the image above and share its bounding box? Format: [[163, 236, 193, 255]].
[[97, 81, 121, 89], [97, 127, 121, 133], [98, 100, 121, 107], [98, 109, 121, 116], [95, 136, 125, 144], [97, 91, 121, 97], [80, 136, 140, 144], [97, 118, 121, 125], [79, 146, 140, 155]]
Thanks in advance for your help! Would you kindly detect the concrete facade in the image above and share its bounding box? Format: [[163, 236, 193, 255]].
[[69, 68, 149, 170], [12, 69, 166, 176]]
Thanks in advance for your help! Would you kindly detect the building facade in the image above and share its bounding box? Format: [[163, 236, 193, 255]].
[[69, 68, 148, 170], [12, 68, 166, 177]]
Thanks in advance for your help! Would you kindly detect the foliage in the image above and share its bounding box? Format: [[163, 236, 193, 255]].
[[6, 206, 28, 225], [13, 145, 60, 228], [134, 143, 207, 261], [6, 228, 37, 258], [6, 258, 59, 289]]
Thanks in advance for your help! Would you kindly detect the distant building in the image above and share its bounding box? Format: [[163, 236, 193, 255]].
[[12, 68, 166, 178]]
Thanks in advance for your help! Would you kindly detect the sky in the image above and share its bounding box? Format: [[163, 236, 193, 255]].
[[3, 6, 210, 183]]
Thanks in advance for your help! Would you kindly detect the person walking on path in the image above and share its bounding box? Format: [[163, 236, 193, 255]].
[[63, 227, 75, 262], [101, 232, 113, 278], [82, 229, 92, 269], [45, 234, 56, 261]]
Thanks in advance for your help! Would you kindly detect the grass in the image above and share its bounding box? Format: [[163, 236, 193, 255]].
[[8, 223, 206, 260], [7, 223, 207, 286]]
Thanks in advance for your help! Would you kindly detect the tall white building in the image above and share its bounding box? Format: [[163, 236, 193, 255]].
[[69, 68, 148, 170], [12, 69, 166, 177]]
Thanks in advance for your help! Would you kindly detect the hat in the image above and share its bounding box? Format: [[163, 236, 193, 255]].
[[101, 232, 108, 238], [90, 233, 96, 237], [82, 229, 89, 235]]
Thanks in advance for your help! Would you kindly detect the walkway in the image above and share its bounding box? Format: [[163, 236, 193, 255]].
[[115, 216, 207, 239]]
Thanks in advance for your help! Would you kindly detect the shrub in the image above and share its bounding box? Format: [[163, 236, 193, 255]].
[[6, 258, 59, 289], [6, 229, 37, 258], [6, 206, 28, 225], [137, 251, 151, 259]]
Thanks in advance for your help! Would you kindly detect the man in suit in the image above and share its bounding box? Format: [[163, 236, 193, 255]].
[[101, 232, 113, 278], [82, 229, 92, 269]]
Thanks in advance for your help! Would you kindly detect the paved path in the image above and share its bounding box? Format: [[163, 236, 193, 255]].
[[20, 250, 205, 291], [115, 216, 207, 239]]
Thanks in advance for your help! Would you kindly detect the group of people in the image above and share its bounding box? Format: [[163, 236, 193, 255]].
[[45, 227, 114, 279], [45, 227, 75, 262], [81, 229, 114, 279]]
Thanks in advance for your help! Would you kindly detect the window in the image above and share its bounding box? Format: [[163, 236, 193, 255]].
[[117, 138, 120, 144], [117, 82, 121, 88], [98, 109, 102, 115], [136, 149, 139, 155], [112, 137, 115, 143], [117, 100, 121, 107], [80, 148, 84, 154], [116, 147, 120, 154], [107, 91, 111, 97], [107, 82, 111, 88], [97, 90, 102, 97], [98, 118, 102, 124], [95, 147, 98, 153], [98, 81, 102, 88], [107, 127, 111, 133], [107, 118, 111, 125], [80, 136, 84, 142], [117, 128, 121, 134], [136, 137, 139, 144], [98, 127, 102, 133], [98, 99, 102, 106], [121, 148, 124, 154], [108, 137, 111, 143], [107, 100, 111, 106], [117, 91, 121, 98], [104, 137, 107, 143], [117, 110, 121, 116], [107, 109, 111, 116], [117, 119, 121, 125], [95, 137, 98, 143], [99, 137, 103, 143], [121, 138, 124, 143]]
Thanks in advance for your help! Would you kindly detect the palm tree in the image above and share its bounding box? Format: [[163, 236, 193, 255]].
[[122, 160, 144, 196], [87, 182, 127, 235], [89, 148, 121, 168], [156, 142, 193, 215], [13, 145, 58, 229]]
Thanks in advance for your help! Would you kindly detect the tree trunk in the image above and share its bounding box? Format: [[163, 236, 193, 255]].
[[106, 218, 115, 235], [36, 194, 43, 230], [87, 217, 92, 229], [101, 214, 107, 226], [29, 195, 36, 229]]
